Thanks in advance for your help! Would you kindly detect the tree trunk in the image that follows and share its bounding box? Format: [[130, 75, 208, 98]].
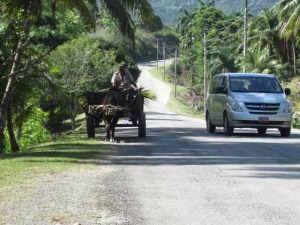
[[50, 0, 57, 29], [0, 119, 5, 154], [291, 40, 297, 76], [17, 123, 23, 140], [0, 41, 23, 154], [71, 95, 79, 130], [0, 2, 34, 154], [7, 95, 20, 152]]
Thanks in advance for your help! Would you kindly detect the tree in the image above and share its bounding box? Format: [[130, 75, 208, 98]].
[[101, 0, 155, 47], [244, 47, 282, 74], [209, 47, 237, 74], [277, 0, 300, 76], [278, 0, 300, 38], [177, 3, 242, 93], [0, 0, 98, 153], [47, 37, 140, 130], [0, 0, 155, 153], [248, 9, 280, 57], [248, 4, 299, 78], [176, 8, 197, 36], [47, 38, 115, 130]]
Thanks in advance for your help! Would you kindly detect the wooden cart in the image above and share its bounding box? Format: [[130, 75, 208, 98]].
[[84, 90, 146, 138]]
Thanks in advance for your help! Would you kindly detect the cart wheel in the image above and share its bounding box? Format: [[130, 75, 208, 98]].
[[86, 115, 95, 138], [138, 112, 146, 137]]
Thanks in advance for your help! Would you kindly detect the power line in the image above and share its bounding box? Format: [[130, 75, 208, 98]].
[[200, 0, 265, 36], [157, 0, 266, 58]]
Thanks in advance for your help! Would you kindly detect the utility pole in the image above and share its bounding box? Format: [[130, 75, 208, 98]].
[[243, 0, 248, 72], [156, 38, 159, 69], [163, 41, 166, 81], [203, 31, 207, 113], [174, 47, 178, 98]]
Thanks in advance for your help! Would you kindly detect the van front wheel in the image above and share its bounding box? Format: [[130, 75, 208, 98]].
[[257, 128, 267, 135], [223, 113, 234, 136], [279, 127, 291, 137], [206, 112, 216, 133]]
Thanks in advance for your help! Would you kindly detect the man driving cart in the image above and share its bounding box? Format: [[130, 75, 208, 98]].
[[111, 62, 138, 91], [111, 62, 139, 124]]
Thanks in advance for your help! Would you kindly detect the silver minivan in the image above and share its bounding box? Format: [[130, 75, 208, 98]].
[[205, 73, 292, 137]]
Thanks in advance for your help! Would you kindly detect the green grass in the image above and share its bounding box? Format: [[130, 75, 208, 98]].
[[284, 78, 300, 128], [149, 67, 205, 119], [0, 116, 111, 190], [284, 78, 300, 111]]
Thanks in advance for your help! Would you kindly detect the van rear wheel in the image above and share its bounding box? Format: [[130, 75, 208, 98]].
[[206, 112, 216, 133], [223, 113, 234, 136]]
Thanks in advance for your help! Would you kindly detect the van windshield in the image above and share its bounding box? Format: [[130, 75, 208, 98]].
[[229, 77, 283, 93]]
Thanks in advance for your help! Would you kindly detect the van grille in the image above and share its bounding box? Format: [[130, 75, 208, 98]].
[[245, 103, 280, 115]]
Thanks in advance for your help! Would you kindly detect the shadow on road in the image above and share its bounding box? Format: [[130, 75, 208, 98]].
[[9, 110, 300, 180], [96, 110, 300, 180]]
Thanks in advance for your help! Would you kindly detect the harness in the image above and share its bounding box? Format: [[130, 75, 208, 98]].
[[87, 89, 140, 122]]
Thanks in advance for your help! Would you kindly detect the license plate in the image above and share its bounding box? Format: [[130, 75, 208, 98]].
[[258, 117, 269, 123]]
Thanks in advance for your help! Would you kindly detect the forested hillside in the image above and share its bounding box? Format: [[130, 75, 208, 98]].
[[149, 0, 278, 25]]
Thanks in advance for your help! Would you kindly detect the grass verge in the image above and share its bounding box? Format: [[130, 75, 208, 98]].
[[149, 67, 204, 119], [0, 115, 111, 190]]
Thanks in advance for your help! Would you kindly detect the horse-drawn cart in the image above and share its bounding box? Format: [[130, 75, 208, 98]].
[[83, 89, 146, 139]]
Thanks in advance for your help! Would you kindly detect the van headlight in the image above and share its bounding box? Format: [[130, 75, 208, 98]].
[[283, 102, 292, 113], [228, 97, 242, 112]]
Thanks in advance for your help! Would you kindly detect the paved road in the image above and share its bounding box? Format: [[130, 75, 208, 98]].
[[2, 61, 299, 225], [100, 60, 300, 225]]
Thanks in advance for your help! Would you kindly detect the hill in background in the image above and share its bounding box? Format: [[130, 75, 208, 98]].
[[149, 0, 279, 26]]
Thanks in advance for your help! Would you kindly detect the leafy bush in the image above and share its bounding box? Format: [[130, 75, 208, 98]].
[[45, 37, 140, 130], [4, 106, 50, 152], [18, 107, 51, 149]]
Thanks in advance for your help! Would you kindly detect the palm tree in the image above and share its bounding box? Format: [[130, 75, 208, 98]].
[[100, 0, 154, 48], [248, 9, 281, 57], [244, 47, 282, 74], [277, 0, 300, 76], [0, 0, 98, 153], [209, 47, 236, 74], [2, 0, 154, 42], [278, 0, 300, 38], [248, 6, 297, 78], [0, 0, 155, 153], [176, 8, 196, 36]]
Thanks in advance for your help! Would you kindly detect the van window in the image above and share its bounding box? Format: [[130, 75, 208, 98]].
[[209, 76, 218, 94], [229, 77, 283, 93], [209, 77, 215, 94], [209, 76, 224, 94], [221, 76, 227, 89]]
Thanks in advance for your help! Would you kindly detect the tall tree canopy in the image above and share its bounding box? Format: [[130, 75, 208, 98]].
[[0, 0, 155, 153]]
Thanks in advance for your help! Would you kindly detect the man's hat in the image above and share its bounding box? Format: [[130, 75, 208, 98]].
[[118, 61, 127, 69]]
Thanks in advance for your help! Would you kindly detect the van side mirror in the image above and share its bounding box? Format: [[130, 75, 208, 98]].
[[217, 87, 227, 94], [285, 88, 291, 96]]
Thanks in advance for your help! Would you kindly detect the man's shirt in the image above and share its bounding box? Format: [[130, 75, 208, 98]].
[[111, 70, 135, 89]]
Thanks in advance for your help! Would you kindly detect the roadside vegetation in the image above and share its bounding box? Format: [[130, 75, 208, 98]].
[[0, 0, 162, 154], [149, 67, 204, 118], [0, 0, 299, 158], [0, 114, 110, 192], [173, 0, 300, 127], [0, 0, 176, 190]]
